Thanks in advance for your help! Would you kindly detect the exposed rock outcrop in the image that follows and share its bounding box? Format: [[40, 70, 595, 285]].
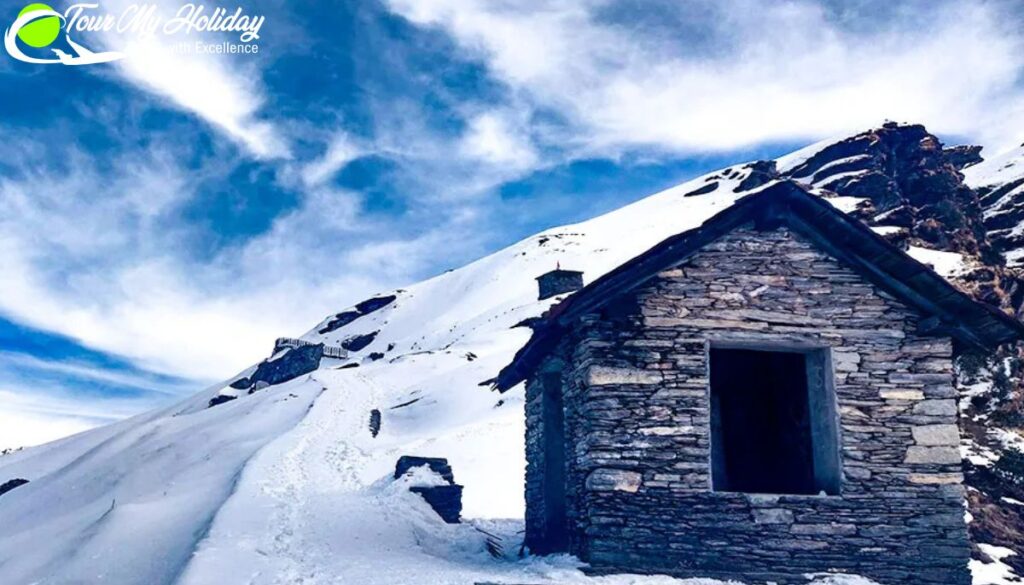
[[207, 394, 237, 408], [233, 344, 324, 392], [369, 409, 381, 437], [0, 478, 29, 497], [318, 295, 397, 334]]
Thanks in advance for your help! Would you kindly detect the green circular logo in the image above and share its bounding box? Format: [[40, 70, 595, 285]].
[[16, 3, 60, 48]]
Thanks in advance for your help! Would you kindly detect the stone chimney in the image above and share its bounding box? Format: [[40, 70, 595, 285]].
[[536, 266, 584, 300]]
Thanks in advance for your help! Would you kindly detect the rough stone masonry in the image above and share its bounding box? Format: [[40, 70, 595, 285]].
[[524, 227, 972, 585]]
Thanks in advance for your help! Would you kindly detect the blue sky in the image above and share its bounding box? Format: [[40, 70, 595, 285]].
[[2, 0, 1023, 448]]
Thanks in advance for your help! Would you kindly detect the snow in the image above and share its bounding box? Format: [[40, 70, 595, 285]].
[[962, 441, 999, 467], [970, 544, 1021, 585], [0, 376, 323, 584], [822, 195, 868, 214], [966, 145, 1024, 256], [0, 140, 963, 584], [991, 428, 1024, 453], [907, 245, 969, 278], [814, 170, 869, 189], [871, 225, 904, 236], [775, 133, 852, 174], [964, 144, 1024, 189]]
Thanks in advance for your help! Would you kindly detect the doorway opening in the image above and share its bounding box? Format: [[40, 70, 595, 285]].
[[709, 346, 840, 495], [540, 371, 569, 551]]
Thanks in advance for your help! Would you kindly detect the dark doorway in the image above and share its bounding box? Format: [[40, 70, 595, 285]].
[[540, 371, 569, 551], [709, 347, 840, 495]]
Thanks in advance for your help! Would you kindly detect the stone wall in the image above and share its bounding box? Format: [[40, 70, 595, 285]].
[[537, 270, 585, 301], [524, 226, 971, 585]]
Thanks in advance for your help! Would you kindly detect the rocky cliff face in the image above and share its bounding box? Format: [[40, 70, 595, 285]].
[[781, 123, 1021, 310], [967, 143, 1024, 301], [773, 123, 1024, 575]]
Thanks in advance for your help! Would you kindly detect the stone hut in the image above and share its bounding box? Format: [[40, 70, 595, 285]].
[[537, 267, 585, 300], [496, 181, 1024, 585]]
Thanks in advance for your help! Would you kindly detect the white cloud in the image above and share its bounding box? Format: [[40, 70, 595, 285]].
[[0, 410, 98, 450], [0, 382, 150, 450], [111, 36, 286, 158], [77, 1, 286, 159], [301, 133, 366, 187], [459, 110, 538, 170], [0, 352, 189, 396], [384, 0, 1024, 152], [0, 137, 494, 382]]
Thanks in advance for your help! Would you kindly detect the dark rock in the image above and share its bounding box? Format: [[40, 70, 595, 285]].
[[356, 295, 397, 314], [228, 377, 251, 390], [0, 478, 29, 497], [342, 331, 378, 352], [512, 317, 544, 330], [944, 145, 984, 171], [734, 160, 779, 192], [245, 344, 324, 391], [684, 181, 718, 197], [318, 311, 362, 335], [317, 295, 396, 335], [369, 409, 381, 437], [367, 352, 384, 361], [338, 362, 360, 369], [207, 394, 237, 408]]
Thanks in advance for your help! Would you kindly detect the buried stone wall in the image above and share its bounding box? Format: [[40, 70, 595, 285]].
[[524, 227, 971, 585]]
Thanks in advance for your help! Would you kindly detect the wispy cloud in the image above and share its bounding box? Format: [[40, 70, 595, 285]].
[[0, 351, 190, 396], [384, 0, 1024, 152], [75, 0, 288, 159], [459, 110, 538, 171], [300, 133, 367, 187], [112, 39, 287, 158]]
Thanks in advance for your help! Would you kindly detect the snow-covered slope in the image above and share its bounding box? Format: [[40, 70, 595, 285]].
[[0, 160, 811, 584], [966, 144, 1024, 266], [0, 127, 1013, 584]]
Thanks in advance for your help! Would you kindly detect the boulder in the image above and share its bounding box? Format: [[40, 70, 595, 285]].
[[207, 394, 238, 408], [0, 478, 29, 497], [369, 409, 381, 437], [243, 344, 324, 391]]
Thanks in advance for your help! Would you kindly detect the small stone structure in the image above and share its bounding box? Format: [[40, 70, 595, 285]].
[[536, 268, 584, 300], [394, 456, 463, 524], [497, 182, 1024, 585]]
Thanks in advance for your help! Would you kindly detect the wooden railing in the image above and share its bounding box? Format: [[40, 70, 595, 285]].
[[274, 337, 349, 359]]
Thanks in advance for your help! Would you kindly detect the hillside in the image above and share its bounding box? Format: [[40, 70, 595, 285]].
[[0, 124, 1021, 585]]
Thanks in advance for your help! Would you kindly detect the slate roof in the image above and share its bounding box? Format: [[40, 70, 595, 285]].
[[496, 180, 1024, 392]]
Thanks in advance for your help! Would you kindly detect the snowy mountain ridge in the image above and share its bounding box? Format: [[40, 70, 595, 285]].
[[0, 124, 1020, 585]]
